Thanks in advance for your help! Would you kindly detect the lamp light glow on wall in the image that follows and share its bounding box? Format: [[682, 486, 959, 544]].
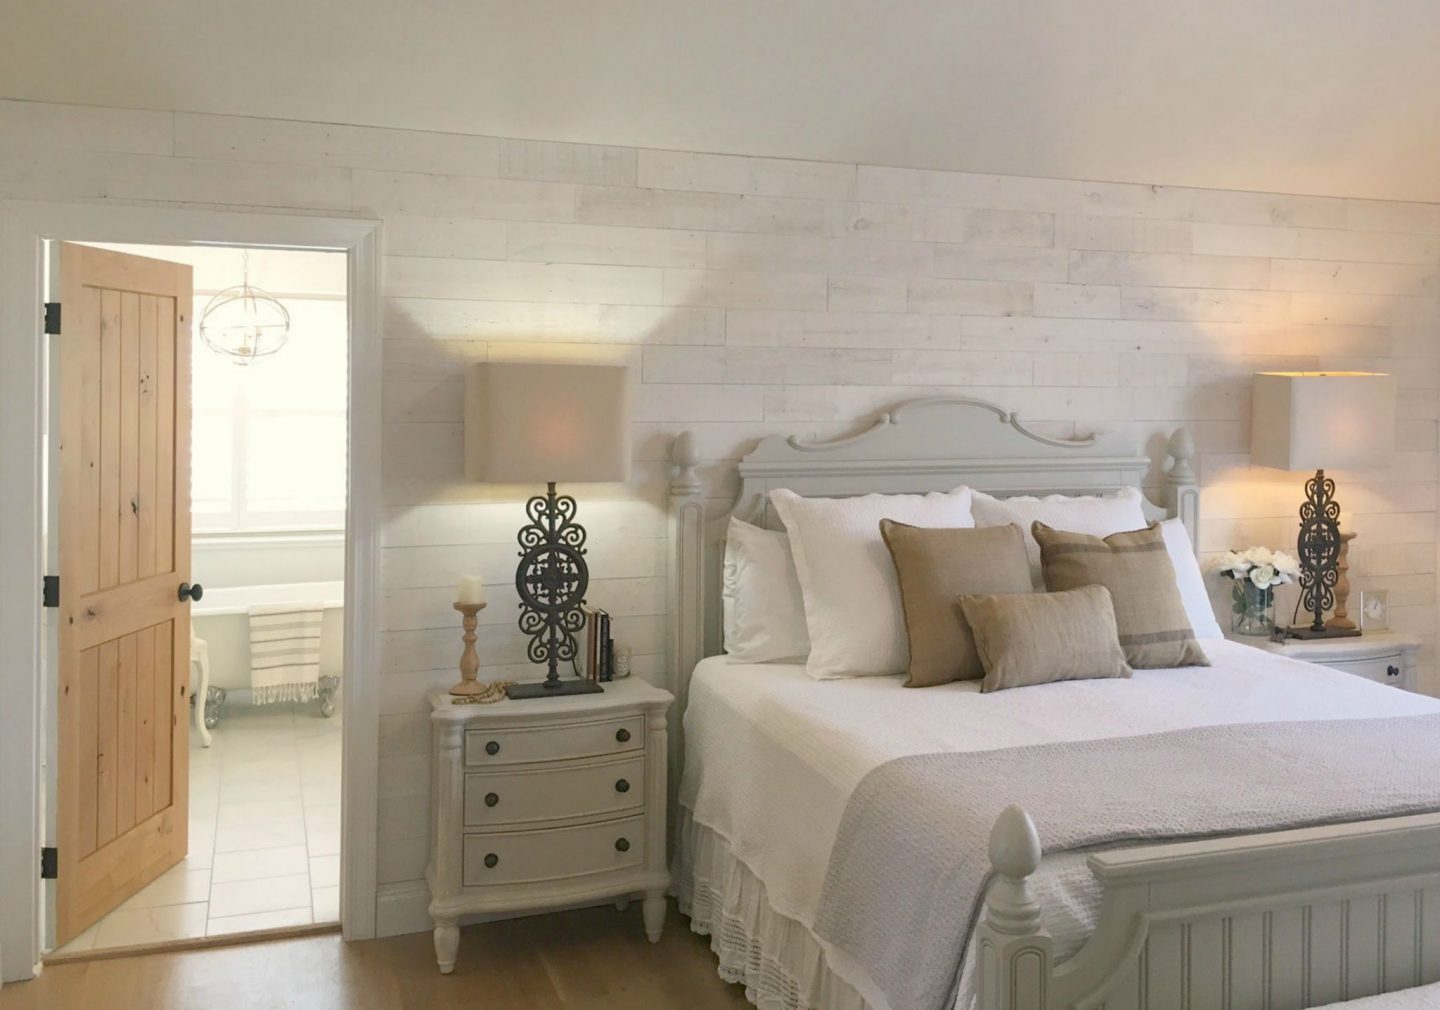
[[1250, 371, 1395, 639], [465, 362, 632, 697]]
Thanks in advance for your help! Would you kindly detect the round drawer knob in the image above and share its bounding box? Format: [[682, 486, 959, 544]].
[[615, 728, 631, 744], [1388, 665, 1401, 678], [484, 853, 498, 869], [484, 792, 499, 807], [485, 740, 500, 756], [614, 838, 630, 853], [614, 779, 630, 794]]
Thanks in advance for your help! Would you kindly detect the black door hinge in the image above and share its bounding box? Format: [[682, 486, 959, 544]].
[[42, 575, 59, 608], [40, 847, 57, 880], [44, 302, 60, 335]]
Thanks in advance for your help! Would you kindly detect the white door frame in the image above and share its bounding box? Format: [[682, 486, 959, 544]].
[[0, 200, 384, 982]]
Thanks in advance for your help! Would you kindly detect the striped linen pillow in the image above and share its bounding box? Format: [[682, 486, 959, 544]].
[[1032, 521, 1211, 669]]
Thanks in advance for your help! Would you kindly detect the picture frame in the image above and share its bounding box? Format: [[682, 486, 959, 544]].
[[1359, 588, 1390, 632]]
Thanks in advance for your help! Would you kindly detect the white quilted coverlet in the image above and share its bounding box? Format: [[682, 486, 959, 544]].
[[679, 640, 1440, 1010], [1316, 984, 1440, 1009]]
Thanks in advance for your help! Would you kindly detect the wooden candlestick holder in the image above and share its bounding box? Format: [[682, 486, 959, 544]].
[[1326, 530, 1359, 632], [450, 601, 488, 696]]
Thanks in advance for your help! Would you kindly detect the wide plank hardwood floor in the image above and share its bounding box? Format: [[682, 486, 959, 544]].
[[0, 900, 752, 1010]]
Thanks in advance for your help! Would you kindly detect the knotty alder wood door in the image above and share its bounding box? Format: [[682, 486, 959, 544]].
[[55, 243, 193, 945]]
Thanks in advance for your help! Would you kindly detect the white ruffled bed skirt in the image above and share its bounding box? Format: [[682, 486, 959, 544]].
[[674, 807, 872, 1010]]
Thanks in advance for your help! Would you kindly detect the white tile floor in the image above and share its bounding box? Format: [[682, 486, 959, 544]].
[[54, 701, 341, 954]]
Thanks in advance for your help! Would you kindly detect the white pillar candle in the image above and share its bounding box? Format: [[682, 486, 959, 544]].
[[457, 576, 486, 606]]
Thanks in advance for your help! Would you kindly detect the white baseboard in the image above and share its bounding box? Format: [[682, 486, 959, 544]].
[[375, 881, 432, 938]]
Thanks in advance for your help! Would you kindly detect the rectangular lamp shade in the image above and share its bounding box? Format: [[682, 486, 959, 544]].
[[1250, 371, 1395, 472], [465, 362, 632, 484]]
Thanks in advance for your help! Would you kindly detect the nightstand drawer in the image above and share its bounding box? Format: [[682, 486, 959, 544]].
[[464, 715, 644, 767], [462, 815, 645, 886], [464, 756, 645, 827], [1317, 654, 1407, 686]]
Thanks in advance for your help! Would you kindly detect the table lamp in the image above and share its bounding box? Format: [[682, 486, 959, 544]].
[[1250, 371, 1395, 639], [466, 362, 631, 697]]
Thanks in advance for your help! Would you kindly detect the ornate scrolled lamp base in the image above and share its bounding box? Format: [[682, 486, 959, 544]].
[[1286, 468, 1361, 640], [505, 482, 605, 699]]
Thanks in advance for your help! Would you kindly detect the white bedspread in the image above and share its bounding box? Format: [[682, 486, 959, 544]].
[[1317, 984, 1440, 1009], [679, 640, 1440, 1009]]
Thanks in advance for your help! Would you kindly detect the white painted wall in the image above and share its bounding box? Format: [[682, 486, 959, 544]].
[[1, 2, 1438, 204], [3, 98, 1437, 936], [191, 536, 344, 591]]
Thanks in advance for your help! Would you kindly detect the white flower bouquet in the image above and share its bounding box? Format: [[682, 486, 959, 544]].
[[1214, 546, 1301, 636], [1214, 546, 1301, 589]]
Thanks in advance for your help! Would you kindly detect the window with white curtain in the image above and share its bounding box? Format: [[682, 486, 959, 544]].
[[191, 297, 348, 534]]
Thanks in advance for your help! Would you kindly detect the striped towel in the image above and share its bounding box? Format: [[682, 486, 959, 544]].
[[248, 603, 325, 705]]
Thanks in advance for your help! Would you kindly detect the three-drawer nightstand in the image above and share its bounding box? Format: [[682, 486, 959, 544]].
[[1238, 631, 1421, 691], [426, 679, 674, 973]]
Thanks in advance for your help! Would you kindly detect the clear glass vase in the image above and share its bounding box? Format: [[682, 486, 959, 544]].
[[1231, 581, 1275, 637]]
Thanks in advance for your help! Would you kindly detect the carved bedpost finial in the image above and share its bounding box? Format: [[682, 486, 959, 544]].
[[1166, 428, 1197, 486], [670, 431, 701, 498], [985, 804, 1043, 935], [977, 805, 1052, 1010]]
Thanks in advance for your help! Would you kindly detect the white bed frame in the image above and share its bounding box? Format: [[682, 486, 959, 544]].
[[665, 397, 1440, 1010]]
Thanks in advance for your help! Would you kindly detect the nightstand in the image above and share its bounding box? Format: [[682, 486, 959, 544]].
[[1238, 631, 1421, 691], [426, 679, 673, 973]]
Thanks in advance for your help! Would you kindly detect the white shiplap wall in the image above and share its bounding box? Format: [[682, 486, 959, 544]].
[[4, 98, 1438, 933]]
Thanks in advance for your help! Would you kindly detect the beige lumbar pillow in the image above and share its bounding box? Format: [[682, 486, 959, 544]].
[[959, 585, 1132, 693], [879, 520, 1032, 687], [1032, 521, 1211, 669]]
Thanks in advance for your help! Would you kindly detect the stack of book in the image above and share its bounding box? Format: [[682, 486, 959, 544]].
[[580, 604, 615, 682]]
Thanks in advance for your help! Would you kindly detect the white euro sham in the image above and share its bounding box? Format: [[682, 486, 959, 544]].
[[971, 487, 1148, 587], [721, 517, 810, 663], [1159, 516, 1224, 639], [770, 486, 974, 680]]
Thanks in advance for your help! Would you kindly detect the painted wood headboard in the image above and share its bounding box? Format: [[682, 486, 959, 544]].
[[664, 396, 1199, 732]]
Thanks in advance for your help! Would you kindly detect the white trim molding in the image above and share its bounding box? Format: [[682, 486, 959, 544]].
[[0, 200, 383, 982]]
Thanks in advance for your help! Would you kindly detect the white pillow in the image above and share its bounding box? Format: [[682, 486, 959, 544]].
[[770, 487, 974, 680], [971, 487, 1148, 588], [721, 518, 810, 663], [1159, 517, 1223, 640]]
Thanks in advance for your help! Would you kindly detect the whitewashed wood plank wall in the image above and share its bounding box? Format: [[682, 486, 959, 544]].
[[3, 98, 1438, 933]]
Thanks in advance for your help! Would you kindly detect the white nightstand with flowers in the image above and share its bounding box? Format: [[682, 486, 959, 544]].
[[1240, 632, 1421, 691], [1216, 545, 1420, 690]]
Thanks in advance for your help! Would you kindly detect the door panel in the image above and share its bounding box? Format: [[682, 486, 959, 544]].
[[56, 242, 192, 945]]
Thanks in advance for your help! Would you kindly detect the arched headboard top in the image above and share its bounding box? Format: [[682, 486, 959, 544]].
[[723, 397, 1195, 529]]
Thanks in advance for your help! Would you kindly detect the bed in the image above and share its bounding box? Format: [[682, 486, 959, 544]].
[[1316, 985, 1440, 1009], [662, 397, 1440, 1010]]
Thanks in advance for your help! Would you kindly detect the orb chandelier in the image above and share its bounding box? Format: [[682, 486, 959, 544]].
[[198, 250, 291, 365]]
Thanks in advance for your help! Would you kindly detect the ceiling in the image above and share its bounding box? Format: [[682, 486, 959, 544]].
[[3, 0, 1437, 203]]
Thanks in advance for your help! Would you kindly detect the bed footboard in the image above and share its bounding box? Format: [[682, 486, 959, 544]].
[[976, 806, 1440, 1010]]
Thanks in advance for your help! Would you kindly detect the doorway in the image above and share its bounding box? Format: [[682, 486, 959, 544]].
[[0, 201, 381, 984], [46, 243, 350, 953]]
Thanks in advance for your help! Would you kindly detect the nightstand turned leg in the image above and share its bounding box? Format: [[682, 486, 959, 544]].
[[642, 890, 665, 943], [434, 920, 460, 974]]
